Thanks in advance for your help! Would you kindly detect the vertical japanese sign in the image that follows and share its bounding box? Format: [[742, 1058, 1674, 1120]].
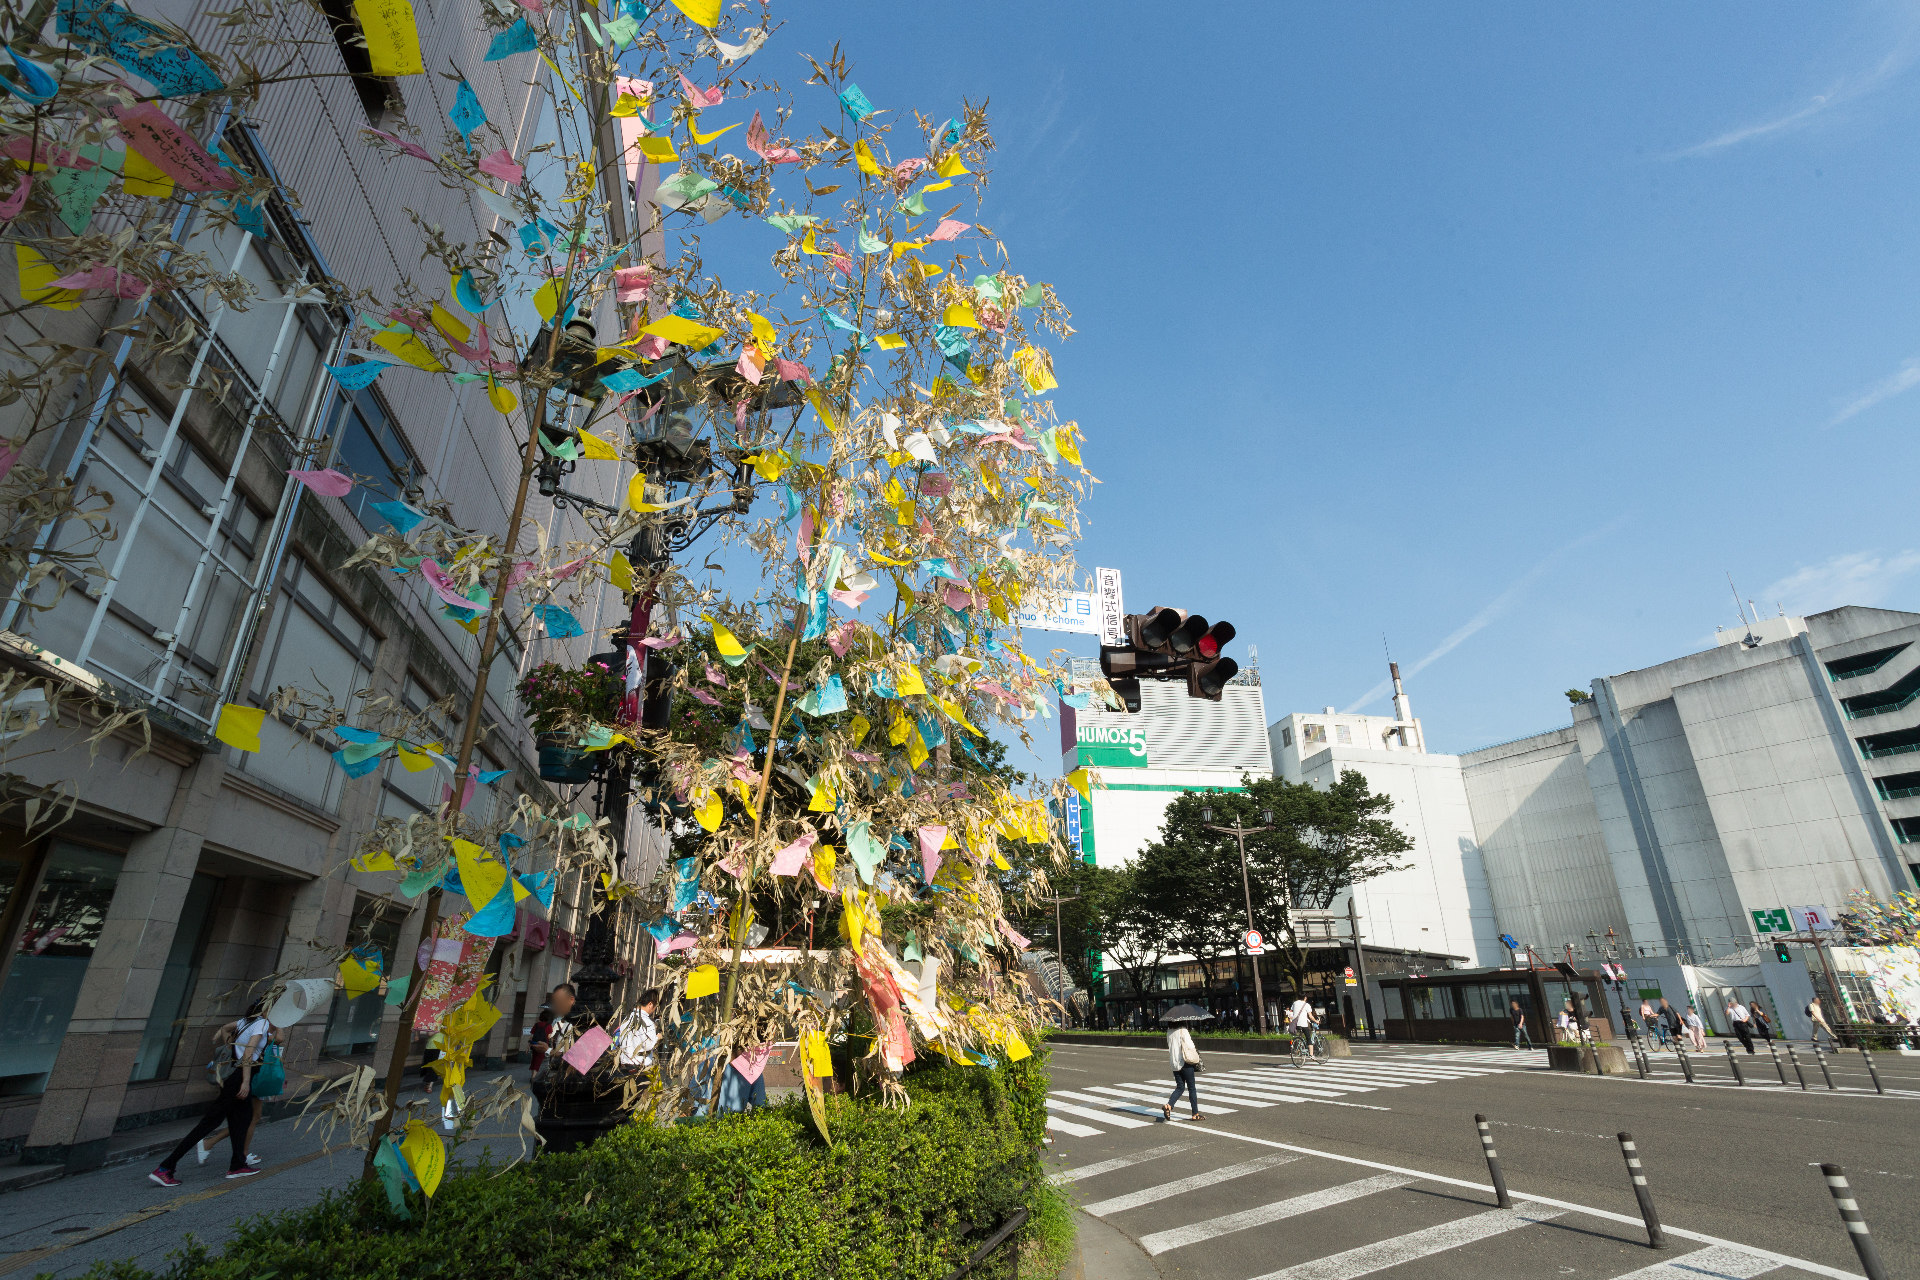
[[1096, 566, 1123, 646]]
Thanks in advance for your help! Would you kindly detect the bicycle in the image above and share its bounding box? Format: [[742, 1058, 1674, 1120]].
[[1289, 1024, 1321, 1067]]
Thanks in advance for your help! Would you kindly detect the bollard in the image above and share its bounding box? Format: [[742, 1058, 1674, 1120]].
[[1676, 1045, 1695, 1083], [1616, 1132, 1667, 1249], [1786, 1044, 1809, 1091], [1817, 1045, 1836, 1091], [1859, 1045, 1884, 1095], [1633, 1036, 1648, 1079], [1768, 1042, 1789, 1086], [1725, 1040, 1746, 1086], [1819, 1164, 1890, 1280], [1474, 1114, 1512, 1208]]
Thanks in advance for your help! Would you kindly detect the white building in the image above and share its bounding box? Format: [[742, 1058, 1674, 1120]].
[[1459, 605, 1920, 1036], [1062, 656, 1270, 868], [1269, 664, 1502, 967]]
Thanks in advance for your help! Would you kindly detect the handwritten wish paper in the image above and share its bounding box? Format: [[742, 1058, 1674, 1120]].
[[113, 104, 235, 191], [562, 1025, 613, 1073], [352, 0, 425, 77]]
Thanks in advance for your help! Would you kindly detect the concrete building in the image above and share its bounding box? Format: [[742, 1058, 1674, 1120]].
[[1060, 654, 1270, 868], [0, 3, 664, 1172], [1460, 606, 1920, 1037], [1269, 664, 1502, 968]]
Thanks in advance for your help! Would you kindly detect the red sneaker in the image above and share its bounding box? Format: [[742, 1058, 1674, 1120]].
[[149, 1168, 181, 1188]]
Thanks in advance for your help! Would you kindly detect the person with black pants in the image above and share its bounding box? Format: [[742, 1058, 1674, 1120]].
[[151, 1009, 269, 1185], [1726, 1000, 1756, 1054]]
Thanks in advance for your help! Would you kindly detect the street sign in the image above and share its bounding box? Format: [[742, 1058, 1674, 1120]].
[[1064, 792, 1082, 854], [1343, 967, 1354, 978], [1244, 929, 1264, 953], [1790, 904, 1836, 933], [1751, 907, 1791, 935], [1096, 566, 1124, 645], [1344, 978, 1358, 987]]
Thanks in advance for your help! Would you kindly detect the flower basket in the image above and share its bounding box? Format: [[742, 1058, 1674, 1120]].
[[536, 733, 595, 784]]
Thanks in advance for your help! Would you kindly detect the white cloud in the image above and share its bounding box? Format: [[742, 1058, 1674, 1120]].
[[1827, 355, 1920, 427], [1343, 515, 1631, 713], [1760, 551, 1920, 616], [1670, 29, 1920, 159]]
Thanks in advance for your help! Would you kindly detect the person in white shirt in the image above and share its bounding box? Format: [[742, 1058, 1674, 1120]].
[[1684, 1008, 1706, 1052], [1287, 997, 1320, 1061], [616, 989, 661, 1070], [1725, 1000, 1756, 1054], [1163, 1022, 1203, 1121], [152, 1001, 270, 1185]]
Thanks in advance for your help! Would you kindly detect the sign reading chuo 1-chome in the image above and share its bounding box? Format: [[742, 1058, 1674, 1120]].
[[1076, 721, 1148, 768]]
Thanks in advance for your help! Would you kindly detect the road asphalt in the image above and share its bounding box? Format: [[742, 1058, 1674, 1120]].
[[1042, 1040, 1917, 1280]]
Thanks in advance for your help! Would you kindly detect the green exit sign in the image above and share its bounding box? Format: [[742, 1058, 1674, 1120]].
[[1752, 908, 1791, 934]]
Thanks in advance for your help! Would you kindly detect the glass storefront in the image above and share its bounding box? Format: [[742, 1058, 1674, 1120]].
[[0, 842, 126, 1094], [130, 872, 223, 1082]]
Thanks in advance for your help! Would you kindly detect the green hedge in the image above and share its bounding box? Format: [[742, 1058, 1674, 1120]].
[[86, 1056, 1054, 1280]]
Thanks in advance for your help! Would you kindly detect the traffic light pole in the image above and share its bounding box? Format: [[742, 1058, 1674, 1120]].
[[1347, 893, 1374, 1041], [1204, 816, 1273, 1033]]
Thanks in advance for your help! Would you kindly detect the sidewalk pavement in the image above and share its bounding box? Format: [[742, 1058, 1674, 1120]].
[[1056, 1210, 1160, 1280], [0, 1067, 538, 1279]]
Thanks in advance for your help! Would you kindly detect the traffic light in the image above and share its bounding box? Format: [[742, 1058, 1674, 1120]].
[[1774, 940, 1792, 963], [1100, 605, 1238, 710]]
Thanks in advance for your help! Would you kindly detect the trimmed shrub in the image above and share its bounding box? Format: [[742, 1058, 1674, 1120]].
[[85, 1057, 1049, 1280]]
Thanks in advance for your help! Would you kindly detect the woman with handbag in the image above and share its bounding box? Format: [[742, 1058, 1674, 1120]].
[[195, 1013, 287, 1167], [152, 1001, 273, 1185], [1163, 1021, 1204, 1122]]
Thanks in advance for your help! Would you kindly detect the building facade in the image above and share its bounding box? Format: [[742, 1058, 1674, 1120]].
[[1268, 665, 1502, 968], [1460, 606, 1920, 1036], [0, 0, 663, 1171]]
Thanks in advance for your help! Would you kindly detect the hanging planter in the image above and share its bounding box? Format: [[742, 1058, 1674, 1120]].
[[536, 733, 594, 784]]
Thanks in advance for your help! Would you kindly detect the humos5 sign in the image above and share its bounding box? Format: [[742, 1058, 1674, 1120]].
[[1077, 723, 1148, 768]]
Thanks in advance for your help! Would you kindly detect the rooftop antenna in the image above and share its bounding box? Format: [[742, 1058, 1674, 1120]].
[[1727, 573, 1760, 648]]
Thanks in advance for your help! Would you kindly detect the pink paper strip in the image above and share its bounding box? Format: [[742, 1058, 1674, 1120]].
[[288, 468, 354, 497], [365, 126, 433, 162], [929, 219, 970, 242], [421, 559, 491, 612], [0, 173, 31, 221], [659, 933, 699, 955], [918, 826, 947, 882], [562, 1025, 613, 1073], [477, 149, 524, 184], [730, 1044, 775, 1084], [770, 833, 816, 876], [115, 103, 237, 191]]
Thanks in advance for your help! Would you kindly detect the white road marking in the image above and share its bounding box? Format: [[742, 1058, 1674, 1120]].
[[1044, 1097, 1150, 1128], [1245, 1205, 1566, 1279], [1238, 1069, 1399, 1089], [1139, 1173, 1418, 1255], [1082, 1154, 1301, 1217], [1201, 1075, 1379, 1099], [1054, 1143, 1196, 1183], [1082, 1090, 1244, 1113], [1044, 1115, 1102, 1138], [1051, 1088, 1201, 1118], [1604, 1245, 1782, 1279]]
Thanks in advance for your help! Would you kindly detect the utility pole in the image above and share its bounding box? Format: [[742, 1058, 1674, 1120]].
[[1346, 893, 1373, 1041], [1035, 893, 1080, 1015], [1202, 804, 1275, 1033]]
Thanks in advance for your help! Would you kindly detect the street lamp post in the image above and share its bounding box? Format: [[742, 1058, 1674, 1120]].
[[1202, 805, 1275, 1033], [1035, 893, 1080, 1017]]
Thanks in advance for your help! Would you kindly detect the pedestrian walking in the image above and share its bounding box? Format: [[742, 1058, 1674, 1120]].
[[529, 983, 575, 1074], [1556, 1004, 1578, 1042], [1163, 1022, 1204, 1121], [1510, 999, 1532, 1049], [1726, 999, 1756, 1054], [1637, 998, 1657, 1040], [1806, 996, 1838, 1054], [615, 989, 661, 1071], [193, 1016, 286, 1168], [151, 1001, 272, 1185], [1684, 1006, 1707, 1051], [1750, 1005, 1774, 1043]]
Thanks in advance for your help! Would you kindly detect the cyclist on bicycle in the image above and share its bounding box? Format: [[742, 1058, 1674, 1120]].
[[1287, 996, 1321, 1064]]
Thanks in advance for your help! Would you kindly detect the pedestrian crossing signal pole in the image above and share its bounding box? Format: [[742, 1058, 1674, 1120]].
[[1347, 894, 1373, 1040]]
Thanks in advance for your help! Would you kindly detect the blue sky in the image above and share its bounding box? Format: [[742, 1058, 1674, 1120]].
[[726, 3, 1920, 769]]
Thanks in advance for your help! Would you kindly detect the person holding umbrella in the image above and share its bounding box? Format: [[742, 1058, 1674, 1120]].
[[1160, 1004, 1211, 1122]]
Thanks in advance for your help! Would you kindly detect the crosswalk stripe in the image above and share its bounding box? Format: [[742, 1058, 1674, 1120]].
[[1083, 1154, 1301, 1217], [1150, 1083, 1279, 1107], [1244, 1206, 1566, 1279], [1139, 1173, 1417, 1256], [1223, 1070, 1386, 1091], [1295, 1064, 1494, 1081], [1055, 1143, 1196, 1183], [1258, 1068, 1472, 1087], [1604, 1245, 1780, 1279], [1045, 1114, 1102, 1138], [1205, 1075, 1380, 1099], [1045, 1097, 1151, 1129], [1076, 1085, 1241, 1115]]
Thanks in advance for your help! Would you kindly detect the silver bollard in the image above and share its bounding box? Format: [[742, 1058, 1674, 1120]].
[[1768, 1042, 1788, 1086], [1859, 1045, 1884, 1095], [1675, 1045, 1695, 1083], [1474, 1114, 1511, 1208], [1724, 1039, 1746, 1086], [1817, 1045, 1836, 1090], [1786, 1044, 1808, 1091], [1819, 1164, 1890, 1280], [1616, 1132, 1667, 1249]]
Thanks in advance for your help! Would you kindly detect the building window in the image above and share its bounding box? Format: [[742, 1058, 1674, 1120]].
[[327, 387, 421, 530], [1336, 724, 1352, 745], [1827, 644, 1909, 683], [1280, 726, 1293, 748], [1859, 725, 1920, 760], [323, 895, 405, 1056], [131, 872, 223, 1082], [317, 0, 397, 121], [1893, 817, 1920, 844], [1841, 665, 1920, 720], [1875, 772, 1920, 802], [1302, 724, 1326, 745], [0, 842, 126, 1095]]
